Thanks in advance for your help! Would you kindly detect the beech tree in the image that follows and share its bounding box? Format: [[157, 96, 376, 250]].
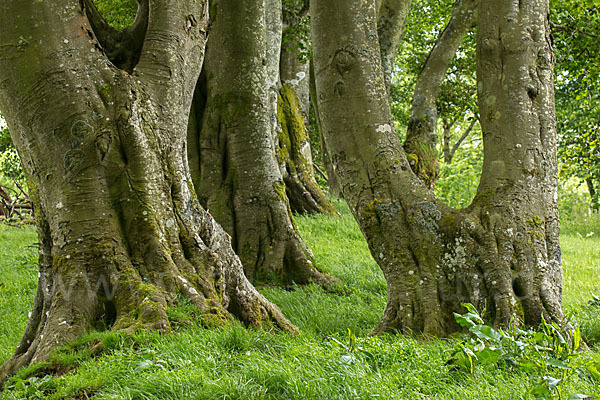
[[186, 0, 336, 285], [0, 0, 296, 384], [278, 2, 338, 216], [312, 0, 563, 335]]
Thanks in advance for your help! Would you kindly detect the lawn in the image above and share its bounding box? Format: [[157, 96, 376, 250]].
[[0, 204, 599, 399]]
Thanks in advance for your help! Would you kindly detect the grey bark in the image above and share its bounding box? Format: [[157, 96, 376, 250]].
[[377, 0, 413, 94], [188, 0, 337, 286], [309, 60, 342, 199], [278, 4, 337, 215], [0, 0, 295, 384], [311, 0, 562, 336], [403, 0, 478, 188]]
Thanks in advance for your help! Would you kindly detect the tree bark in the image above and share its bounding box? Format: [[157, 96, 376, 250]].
[[278, 9, 337, 215], [377, 0, 413, 94], [311, 0, 562, 336], [309, 60, 343, 199], [0, 0, 295, 384], [277, 85, 339, 215], [187, 0, 336, 286], [403, 0, 478, 188]]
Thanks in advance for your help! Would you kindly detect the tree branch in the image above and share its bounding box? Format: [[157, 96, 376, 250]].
[[82, 0, 119, 50], [447, 117, 477, 164], [313, 163, 328, 181], [377, 0, 413, 94]]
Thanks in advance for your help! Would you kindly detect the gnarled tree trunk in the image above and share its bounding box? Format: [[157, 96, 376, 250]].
[[403, 0, 478, 188], [187, 0, 336, 286], [311, 0, 562, 336], [0, 0, 295, 384]]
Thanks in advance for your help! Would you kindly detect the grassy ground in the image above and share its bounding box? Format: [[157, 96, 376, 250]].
[[1, 204, 600, 399]]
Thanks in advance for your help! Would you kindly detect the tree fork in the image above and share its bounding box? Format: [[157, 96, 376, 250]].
[[312, 0, 563, 336]]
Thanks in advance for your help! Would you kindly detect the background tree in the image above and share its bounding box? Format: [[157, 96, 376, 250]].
[[402, 0, 478, 188], [312, 0, 563, 335], [552, 0, 600, 209], [278, 0, 338, 215], [187, 0, 336, 285], [0, 0, 296, 384]]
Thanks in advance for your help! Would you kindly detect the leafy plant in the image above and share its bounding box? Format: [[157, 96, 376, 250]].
[[449, 303, 600, 400], [326, 329, 380, 374]]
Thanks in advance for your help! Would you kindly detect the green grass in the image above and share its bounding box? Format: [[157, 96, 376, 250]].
[[1, 203, 600, 399], [0, 224, 37, 364]]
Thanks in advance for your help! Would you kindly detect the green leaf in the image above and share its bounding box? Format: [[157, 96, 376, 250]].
[[470, 325, 501, 342], [544, 376, 562, 391], [519, 361, 539, 373], [461, 303, 478, 314], [548, 358, 570, 369], [476, 348, 501, 365], [574, 326, 581, 351], [586, 363, 600, 381], [531, 383, 552, 399]]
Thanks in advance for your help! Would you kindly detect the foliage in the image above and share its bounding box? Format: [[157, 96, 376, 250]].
[[558, 178, 600, 235], [556, 91, 600, 209], [282, 0, 311, 61], [435, 135, 483, 209], [0, 125, 11, 153], [449, 304, 600, 400], [552, 0, 600, 208], [0, 148, 23, 182], [0, 124, 24, 184], [391, 0, 477, 135], [391, 0, 452, 127], [571, 295, 600, 347], [94, 0, 137, 30]]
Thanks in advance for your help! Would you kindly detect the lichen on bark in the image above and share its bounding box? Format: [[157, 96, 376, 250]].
[[311, 0, 563, 336]]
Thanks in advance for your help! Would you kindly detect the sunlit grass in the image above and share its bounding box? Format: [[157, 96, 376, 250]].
[[1, 204, 599, 399]]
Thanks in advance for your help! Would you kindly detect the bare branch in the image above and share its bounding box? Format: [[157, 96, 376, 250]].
[[447, 117, 478, 164]]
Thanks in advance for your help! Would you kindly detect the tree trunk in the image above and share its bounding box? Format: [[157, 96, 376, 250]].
[[280, 38, 311, 123], [187, 0, 336, 286], [0, 0, 295, 384], [278, 15, 337, 215], [377, 0, 413, 94], [309, 60, 343, 199], [403, 0, 478, 188], [586, 178, 598, 211], [277, 85, 339, 215], [311, 0, 563, 336]]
